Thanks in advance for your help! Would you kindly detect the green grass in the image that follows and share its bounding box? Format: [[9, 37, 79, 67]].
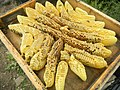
[[82, 0, 120, 21], [6, 53, 35, 90], [16, 78, 36, 90], [5, 53, 24, 76]]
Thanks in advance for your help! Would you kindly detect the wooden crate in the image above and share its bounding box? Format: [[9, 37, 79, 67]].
[[0, 0, 120, 90]]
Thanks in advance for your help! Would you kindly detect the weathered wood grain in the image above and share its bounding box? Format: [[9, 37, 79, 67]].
[[0, 0, 120, 90]]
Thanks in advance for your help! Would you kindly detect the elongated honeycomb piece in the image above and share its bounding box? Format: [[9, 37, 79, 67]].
[[65, 1, 95, 20], [60, 50, 70, 62], [21, 8, 116, 46], [35, 1, 105, 28], [20, 33, 33, 56], [17, 15, 38, 25], [65, 7, 105, 28], [44, 38, 63, 87], [17, 16, 112, 58], [26, 7, 61, 30], [61, 26, 100, 43], [75, 7, 88, 15], [68, 10, 95, 21], [35, 2, 46, 14], [25, 34, 45, 62], [64, 44, 108, 68], [70, 16, 105, 28], [35, 1, 115, 34], [8, 23, 41, 39], [45, 1, 59, 16], [56, 0, 66, 14], [30, 34, 54, 70], [64, 1, 105, 28], [27, 7, 104, 34], [43, 12, 115, 36], [61, 35, 112, 58], [64, 1, 73, 11], [64, 2, 105, 28], [60, 51, 87, 81], [60, 26, 117, 46], [55, 61, 68, 90], [92, 27, 115, 36], [56, 0, 70, 20], [69, 55, 87, 81], [74, 52, 108, 69]]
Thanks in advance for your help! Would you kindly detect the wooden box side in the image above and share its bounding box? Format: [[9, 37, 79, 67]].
[[89, 55, 120, 90], [0, 30, 45, 90], [0, 0, 36, 28], [62, 0, 120, 37], [0, 0, 35, 18], [0, 0, 46, 90]]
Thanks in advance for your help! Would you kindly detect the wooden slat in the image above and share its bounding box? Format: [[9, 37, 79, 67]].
[[0, 0, 35, 28], [90, 55, 120, 90], [62, 0, 120, 36], [0, 30, 46, 90], [0, 0, 35, 19]]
